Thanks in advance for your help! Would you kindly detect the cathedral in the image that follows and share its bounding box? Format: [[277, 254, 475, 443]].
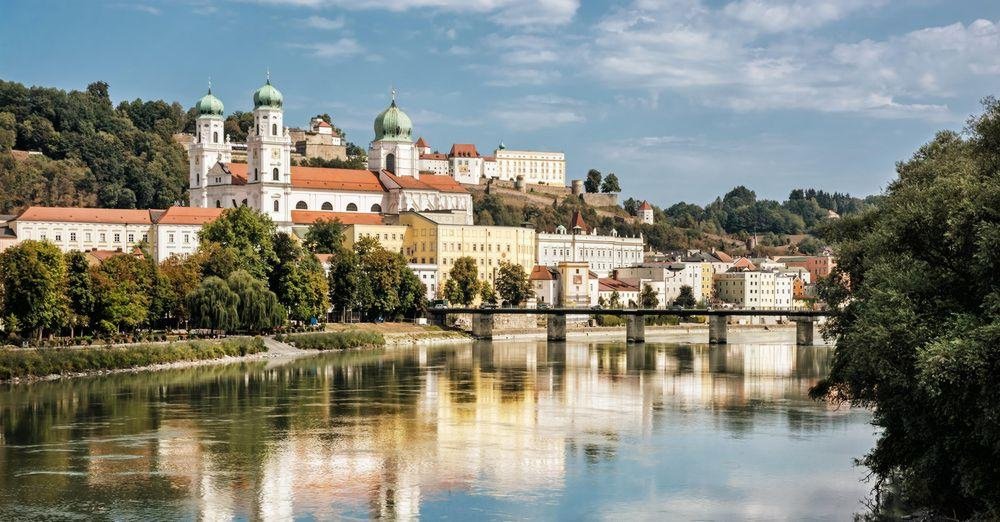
[[187, 79, 473, 227]]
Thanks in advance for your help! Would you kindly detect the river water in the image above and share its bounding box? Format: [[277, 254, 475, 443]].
[[0, 339, 874, 520]]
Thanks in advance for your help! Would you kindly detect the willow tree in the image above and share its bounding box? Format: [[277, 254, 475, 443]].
[[187, 277, 239, 334], [227, 270, 285, 332]]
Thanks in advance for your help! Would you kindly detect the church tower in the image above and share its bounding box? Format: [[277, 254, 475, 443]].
[[246, 76, 292, 223], [369, 90, 419, 178], [188, 85, 231, 208]]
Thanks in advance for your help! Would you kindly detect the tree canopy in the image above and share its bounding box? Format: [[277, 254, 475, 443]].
[[584, 169, 602, 193], [495, 262, 531, 306], [198, 207, 277, 280], [812, 98, 1000, 518], [446, 257, 480, 306]]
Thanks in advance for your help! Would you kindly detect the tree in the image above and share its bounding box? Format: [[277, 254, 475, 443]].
[[157, 254, 203, 325], [304, 217, 344, 254], [397, 266, 427, 318], [609, 290, 622, 309], [227, 270, 285, 332], [446, 257, 481, 306], [328, 249, 361, 318], [601, 173, 621, 193], [90, 254, 153, 333], [0, 241, 68, 338], [64, 251, 95, 337], [796, 236, 825, 255], [197, 206, 277, 280], [187, 277, 239, 334], [584, 169, 602, 193], [810, 99, 1000, 518], [495, 262, 531, 306], [479, 281, 498, 305], [673, 285, 696, 308], [0, 112, 15, 151], [623, 197, 638, 216], [640, 284, 659, 309]]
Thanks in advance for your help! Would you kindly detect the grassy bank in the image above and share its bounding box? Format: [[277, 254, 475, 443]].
[[278, 331, 385, 351], [0, 337, 265, 381]]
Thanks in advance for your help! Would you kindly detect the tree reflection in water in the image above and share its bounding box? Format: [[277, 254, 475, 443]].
[[0, 341, 872, 520]]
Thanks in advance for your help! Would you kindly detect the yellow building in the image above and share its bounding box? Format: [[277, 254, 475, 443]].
[[698, 262, 714, 300], [398, 211, 536, 287], [343, 223, 408, 254]]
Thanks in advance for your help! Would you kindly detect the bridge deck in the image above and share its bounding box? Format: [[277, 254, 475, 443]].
[[429, 308, 827, 317]]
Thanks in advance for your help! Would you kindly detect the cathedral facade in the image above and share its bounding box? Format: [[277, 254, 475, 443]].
[[187, 80, 473, 227]]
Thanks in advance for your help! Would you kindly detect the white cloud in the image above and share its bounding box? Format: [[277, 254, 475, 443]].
[[490, 95, 585, 130], [304, 15, 345, 30], [251, 0, 579, 26], [587, 1, 1000, 120], [289, 38, 365, 59]]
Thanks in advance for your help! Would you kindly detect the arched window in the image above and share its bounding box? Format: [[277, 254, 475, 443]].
[[272, 168, 280, 181], [256, 124, 260, 135], [371, 204, 382, 213], [241, 199, 248, 207], [254, 168, 258, 181], [386, 153, 396, 173], [346, 203, 358, 212], [273, 200, 280, 212], [321, 202, 333, 211], [215, 200, 221, 208], [272, 123, 277, 136], [296, 201, 308, 210], [213, 131, 219, 143]]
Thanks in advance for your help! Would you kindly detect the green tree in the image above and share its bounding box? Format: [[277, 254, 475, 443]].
[[0, 112, 15, 151], [609, 290, 622, 309], [227, 270, 285, 332], [495, 262, 531, 306], [157, 254, 203, 325], [197, 206, 277, 280], [584, 169, 602, 193], [397, 265, 427, 318], [90, 254, 153, 333], [187, 277, 239, 334], [328, 249, 362, 318], [0, 241, 68, 338], [303, 217, 344, 254], [447, 257, 481, 306], [673, 285, 696, 308], [64, 251, 95, 337], [811, 99, 1000, 518], [600, 173, 621, 193], [622, 197, 638, 216], [640, 284, 659, 309], [479, 281, 498, 305]]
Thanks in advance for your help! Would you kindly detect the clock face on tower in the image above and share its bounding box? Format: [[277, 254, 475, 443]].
[[271, 148, 280, 160]]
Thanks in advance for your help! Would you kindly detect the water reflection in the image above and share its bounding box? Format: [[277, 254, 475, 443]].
[[0, 341, 872, 520]]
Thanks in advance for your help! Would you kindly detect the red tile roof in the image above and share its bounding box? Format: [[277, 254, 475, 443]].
[[732, 257, 757, 270], [156, 206, 225, 225], [291, 211, 385, 226], [86, 249, 144, 263], [420, 153, 447, 161], [222, 163, 386, 193], [483, 155, 496, 162], [415, 137, 429, 148], [448, 143, 480, 158], [16, 206, 154, 224], [570, 210, 589, 233], [317, 120, 331, 127], [415, 173, 468, 194], [314, 253, 334, 264], [599, 278, 639, 292], [530, 265, 557, 281], [638, 200, 653, 211]]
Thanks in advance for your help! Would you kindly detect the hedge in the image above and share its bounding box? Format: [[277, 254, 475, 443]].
[[278, 331, 385, 351]]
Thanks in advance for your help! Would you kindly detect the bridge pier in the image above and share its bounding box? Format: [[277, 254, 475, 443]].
[[794, 317, 816, 346], [547, 314, 567, 342], [626, 314, 645, 343], [430, 312, 447, 327], [471, 313, 494, 340], [709, 315, 728, 344]]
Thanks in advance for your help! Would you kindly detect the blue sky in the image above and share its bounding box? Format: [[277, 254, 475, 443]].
[[2, 0, 1000, 207]]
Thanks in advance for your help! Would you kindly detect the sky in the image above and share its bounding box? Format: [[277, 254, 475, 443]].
[[2, 0, 1000, 208]]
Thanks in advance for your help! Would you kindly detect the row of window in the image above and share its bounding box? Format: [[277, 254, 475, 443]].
[[294, 201, 382, 212], [37, 231, 144, 244]]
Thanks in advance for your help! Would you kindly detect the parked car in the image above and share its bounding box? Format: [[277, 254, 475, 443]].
[[431, 299, 450, 309], [537, 302, 550, 309]]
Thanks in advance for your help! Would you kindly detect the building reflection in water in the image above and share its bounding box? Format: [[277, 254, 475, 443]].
[[0, 341, 858, 520]]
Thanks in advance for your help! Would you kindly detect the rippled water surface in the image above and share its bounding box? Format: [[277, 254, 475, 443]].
[[0, 339, 874, 520]]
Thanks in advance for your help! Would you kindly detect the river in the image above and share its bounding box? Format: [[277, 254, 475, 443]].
[[0, 339, 874, 520]]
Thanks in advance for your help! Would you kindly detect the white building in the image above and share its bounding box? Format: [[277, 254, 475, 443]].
[[638, 200, 653, 224], [529, 265, 559, 306], [494, 144, 566, 186], [713, 269, 793, 309], [408, 263, 439, 300], [535, 211, 644, 277], [9, 207, 154, 254], [613, 262, 704, 307], [188, 82, 473, 228], [152, 207, 224, 263], [447, 144, 483, 185]]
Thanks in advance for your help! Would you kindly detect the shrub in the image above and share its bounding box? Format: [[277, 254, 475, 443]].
[[0, 337, 265, 381], [282, 331, 384, 351]]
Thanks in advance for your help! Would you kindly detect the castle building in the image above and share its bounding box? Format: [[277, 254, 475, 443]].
[[188, 81, 473, 227], [638, 200, 654, 224], [494, 143, 565, 186]]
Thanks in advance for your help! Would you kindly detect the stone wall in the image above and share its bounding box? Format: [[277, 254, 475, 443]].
[[581, 192, 619, 207]]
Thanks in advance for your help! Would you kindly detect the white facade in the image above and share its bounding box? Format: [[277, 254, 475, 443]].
[[418, 154, 449, 176], [613, 263, 704, 307], [153, 223, 203, 263], [409, 263, 439, 300], [449, 158, 482, 185], [714, 270, 793, 309], [10, 219, 151, 254], [536, 227, 644, 277], [189, 112, 232, 209], [483, 158, 498, 179], [494, 149, 566, 186]]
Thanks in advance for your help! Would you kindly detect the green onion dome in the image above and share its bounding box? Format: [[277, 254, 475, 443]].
[[373, 99, 413, 142], [196, 89, 224, 116], [253, 79, 283, 109]]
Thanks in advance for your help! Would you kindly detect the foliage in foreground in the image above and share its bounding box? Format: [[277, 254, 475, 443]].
[[812, 98, 1000, 518], [279, 331, 385, 351], [0, 337, 265, 380]]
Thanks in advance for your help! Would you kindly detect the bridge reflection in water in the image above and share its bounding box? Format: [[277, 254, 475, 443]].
[[0, 341, 869, 521]]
